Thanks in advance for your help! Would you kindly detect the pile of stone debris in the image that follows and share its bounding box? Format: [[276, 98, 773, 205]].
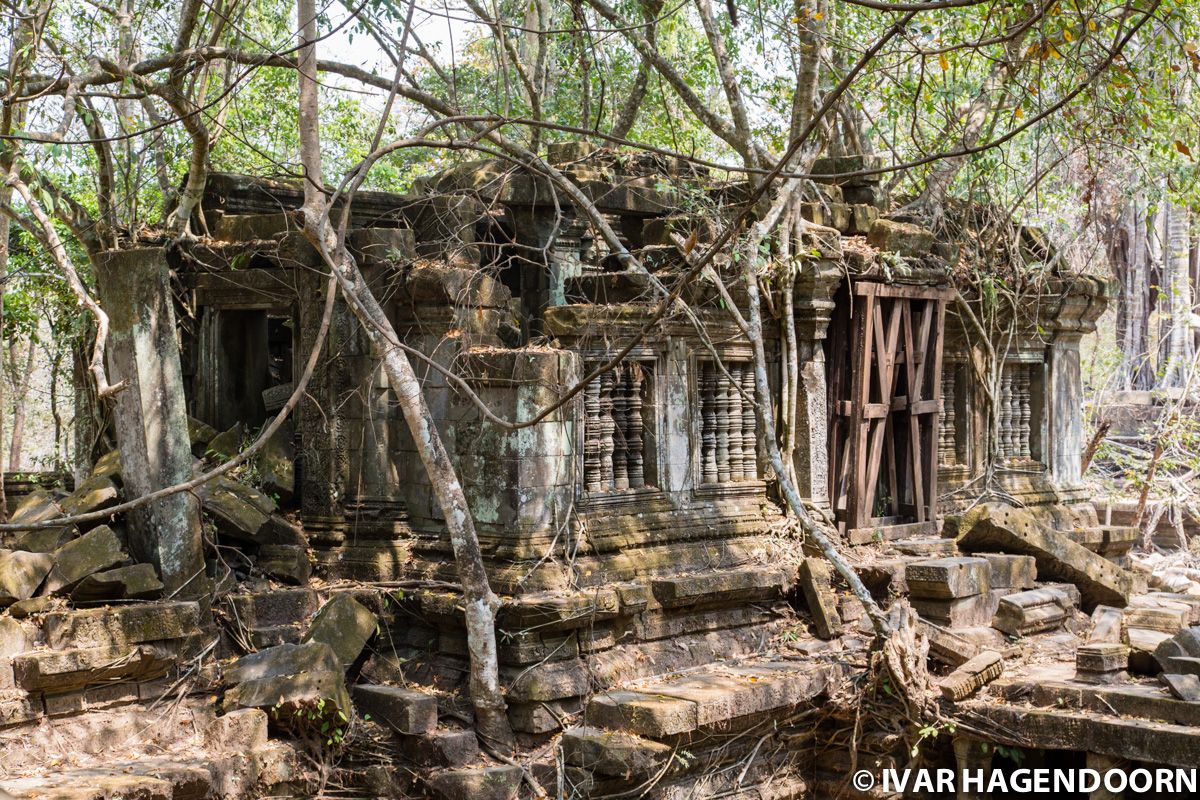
[[0, 417, 306, 617]]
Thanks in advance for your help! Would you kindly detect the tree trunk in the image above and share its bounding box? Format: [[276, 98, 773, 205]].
[[7, 335, 36, 471], [293, 0, 515, 752], [1160, 203, 1195, 388], [1109, 196, 1154, 390]]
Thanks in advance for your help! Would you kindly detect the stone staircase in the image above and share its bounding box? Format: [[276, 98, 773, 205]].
[[554, 655, 847, 798]]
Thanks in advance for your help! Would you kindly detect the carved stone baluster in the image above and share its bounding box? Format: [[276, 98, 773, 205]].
[[1018, 364, 1032, 460], [716, 366, 732, 483], [741, 364, 757, 478], [612, 365, 630, 490], [728, 364, 745, 480], [997, 368, 1010, 459], [701, 364, 718, 484], [584, 379, 602, 491], [627, 364, 645, 488], [940, 370, 956, 467], [598, 371, 615, 488]]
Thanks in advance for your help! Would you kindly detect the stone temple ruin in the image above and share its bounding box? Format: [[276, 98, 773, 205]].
[[1, 143, 1198, 798]]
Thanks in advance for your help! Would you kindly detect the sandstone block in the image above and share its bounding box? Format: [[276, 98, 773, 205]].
[[426, 765, 522, 800], [58, 475, 120, 517], [44, 601, 200, 649], [561, 726, 672, 777], [992, 585, 1079, 637], [867, 219, 934, 257], [303, 593, 377, 666], [905, 557, 990, 599], [223, 641, 350, 725], [256, 544, 311, 586], [938, 650, 1003, 701], [954, 503, 1137, 608], [913, 591, 999, 627], [978, 553, 1037, 590], [799, 558, 842, 639], [44, 525, 127, 594], [0, 549, 53, 605], [353, 685, 438, 735], [400, 728, 480, 767], [14, 644, 173, 693], [1089, 605, 1124, 643], [1161, 673, 1200, 701], [70, 564, 163, 603]]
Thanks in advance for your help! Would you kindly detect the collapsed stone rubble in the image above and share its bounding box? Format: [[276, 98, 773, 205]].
[[1, 145, 1198, 798]]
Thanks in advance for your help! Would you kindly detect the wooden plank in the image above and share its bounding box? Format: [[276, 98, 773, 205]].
[[925, 299, 948, 516], [851, 283, 956, 301], [845, 293, 875, 532], [902, 300, 926, 523], [910, 399, 939, 415], [864, 300, 903, 523]]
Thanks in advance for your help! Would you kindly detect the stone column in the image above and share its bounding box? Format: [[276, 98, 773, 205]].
[[791, 260, 839, 508], [94, 248, 205, 597], [294, 264, 351, 544], [1047, 333, 1084, 487]]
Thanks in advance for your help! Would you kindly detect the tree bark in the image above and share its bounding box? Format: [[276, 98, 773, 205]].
[[293, 0, 515, 752], [1160, 203, 1195, 388], [7, 335, 36, 471]]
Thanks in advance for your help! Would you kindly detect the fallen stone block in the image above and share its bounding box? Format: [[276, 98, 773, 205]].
[[905, 557, 990, 599], [1153, 627, 1200, 674], [13, 524, 75, 554], [1165, 656, 1200, 678], [921, 621, 980, 667], [426, 764, 522, 800], [1075, 642, 1129, 685], [256, 544, 311, 586], [70, 563, 163, 603], [954, 503, 1137, 608], [44, 525, 127, 594], [224, 588, 319, 628], [58, 475, 120, 518], [6, 596, 51, 618], [44, 601, 200, 649], [199, 478, 303, 546], [252, 421, 294, 505], [978, 553, 1037, 590], [1148, 593, 1200, 625], [1128, 627, 1172, 674], [223, 641, 351, 727], [0, 549, 53, 605], [1089, 605, 1124, 643], [799, 558, 842, 639], [206, 423, 245, 462], [90, 450, 121, 480], [561, 726, 672, 777], [303, 593, 377, 666], [353, 685, 438, 735], [399, 728, 480, 767], [1076, 525, 1138, 563], [13, 643, 174, 693], [992, 585, 1079, 637], [913, 591, 999, 627], [9, 489, 62, 526], [938, 650, 1003, 701], [188, 416, 218, 456], [1123, 598, 1190, 634], [1161, 672, 1200, 701]]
